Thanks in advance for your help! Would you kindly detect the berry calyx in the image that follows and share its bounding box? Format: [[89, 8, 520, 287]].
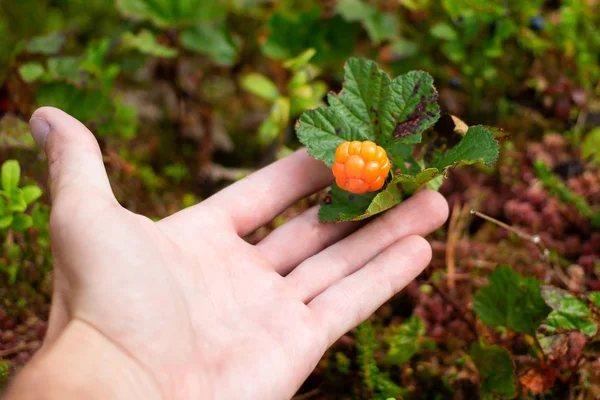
[[332, 140, 391, 194]]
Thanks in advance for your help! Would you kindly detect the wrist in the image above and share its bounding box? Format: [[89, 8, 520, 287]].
[[6, 319, 162, 400]]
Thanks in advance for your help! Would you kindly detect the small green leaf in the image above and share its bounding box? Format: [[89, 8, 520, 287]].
[[385, 316, 427, 366], [430, 23, 458, 41], [7, 189, 27, 213], [18, 62, 45, 83], [473, 265, 549, 335], [22, 185, 42, 204], [26, 32, 65, 54], [337, 0, 376, 21], [47, 56, 82, 81], [1, 160, 20, 190], [0, 215, 13, 229], [7, 264, 19, 285], [258, 97, 290, 145], [120, 30, 177, 58], [429, 125, 499, 175], [283, 48, 317, 71], [31, 204, 49, 229], [116, 0, 226, 28], [470, 340, 516, 399], [337, 0, 397, 44], [10, 213, 32, 232], [181, 23, 239, 66], [290, 81, 328, 116], [240, 73, 280, 102]]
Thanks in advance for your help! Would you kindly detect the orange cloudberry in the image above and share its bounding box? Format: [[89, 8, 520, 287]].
[[332, 140, 391, 194]]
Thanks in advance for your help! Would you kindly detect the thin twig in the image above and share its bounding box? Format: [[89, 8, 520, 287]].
[[470, 209, 538, 243], [469, 209, 549, 261], [446, 202, 460, 291]]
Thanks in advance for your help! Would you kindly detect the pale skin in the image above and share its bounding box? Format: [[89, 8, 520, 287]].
[[6, 107, 448, 400]]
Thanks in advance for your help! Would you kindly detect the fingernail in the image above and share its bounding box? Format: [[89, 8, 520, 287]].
[[29, 117, 51, 149]]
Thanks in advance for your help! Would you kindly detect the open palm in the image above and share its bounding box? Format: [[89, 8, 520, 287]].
[[25, 107, 448, 400]]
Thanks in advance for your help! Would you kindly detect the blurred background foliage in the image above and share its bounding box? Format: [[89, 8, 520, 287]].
[[0, 0, 599, 399]]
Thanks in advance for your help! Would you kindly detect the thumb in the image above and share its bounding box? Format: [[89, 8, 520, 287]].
[[29, 106, 116, 205]]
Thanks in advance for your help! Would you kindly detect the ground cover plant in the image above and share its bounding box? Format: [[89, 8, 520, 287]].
[[0, 0, 599, 398]]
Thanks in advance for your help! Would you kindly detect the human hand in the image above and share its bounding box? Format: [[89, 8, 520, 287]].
[[7, 107, 448, 400]]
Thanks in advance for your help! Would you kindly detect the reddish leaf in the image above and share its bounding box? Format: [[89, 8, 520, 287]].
[[520, 365, 559, 393]]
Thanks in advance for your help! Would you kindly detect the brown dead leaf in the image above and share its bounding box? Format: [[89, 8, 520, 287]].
[[520, 365, 559, 393]]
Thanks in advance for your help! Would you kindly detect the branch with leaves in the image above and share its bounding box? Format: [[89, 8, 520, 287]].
[[295, 58, 500, 222]]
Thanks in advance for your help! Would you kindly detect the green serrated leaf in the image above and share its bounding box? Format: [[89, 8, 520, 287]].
[[120, 30, 177, 58], [18, 62, 45, 83], [429, 125, 499, 175], [295, 109, 347, 167], [536, 286, 599, 358], [26, 32, 65, 54], [22, 185, 42, 205], [1, 160, 20, 190], [11, 213, 32, 232], [385, 316, 426, 366], [180, 23, 239, 66], [473, 265, 549, 335], [471, 340, 516, 399], [297, 58, 440, 166], [0, 115, 36, 149], [543, 310, 597, 336], [537, 286, 598, 337], [240, 73, 280, 102], [541, 286, 593, 317]]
